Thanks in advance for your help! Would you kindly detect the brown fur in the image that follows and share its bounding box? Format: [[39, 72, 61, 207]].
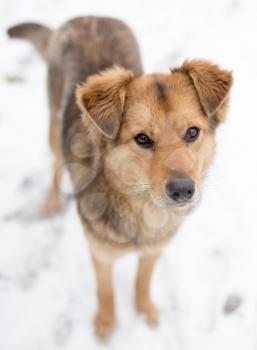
[[8, 16, 233, 341]]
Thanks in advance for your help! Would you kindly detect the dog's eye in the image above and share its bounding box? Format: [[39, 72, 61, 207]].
[[134, 133, 154, 149], [184, 127, 200, 143]]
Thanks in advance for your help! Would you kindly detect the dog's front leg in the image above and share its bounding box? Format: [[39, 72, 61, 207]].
[[135, 255, 160, 327], [91, 255, 116, 342]]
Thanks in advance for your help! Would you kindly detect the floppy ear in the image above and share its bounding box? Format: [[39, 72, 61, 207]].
[[76, 66, 134, 139], [175, 60, 233, 122]]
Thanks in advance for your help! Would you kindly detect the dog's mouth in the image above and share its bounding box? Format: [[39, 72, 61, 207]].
[[172, 201, 192, 208]]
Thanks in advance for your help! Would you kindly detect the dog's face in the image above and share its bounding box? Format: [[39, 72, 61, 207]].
[[77, 61, 232, 209]]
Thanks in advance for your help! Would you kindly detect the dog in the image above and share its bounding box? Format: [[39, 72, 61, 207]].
[[8, 16, 233, 341]]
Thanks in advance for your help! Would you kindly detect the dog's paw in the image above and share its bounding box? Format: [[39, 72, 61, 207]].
[[40, 194, 66, 218], [136, 301, 160, 327], [94, 310, 117, 342]]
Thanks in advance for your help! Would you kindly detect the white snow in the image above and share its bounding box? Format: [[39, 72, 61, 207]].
[[1, 0, 257, 349]]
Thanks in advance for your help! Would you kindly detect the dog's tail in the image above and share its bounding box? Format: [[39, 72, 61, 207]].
[[7, 22, 52, 61]]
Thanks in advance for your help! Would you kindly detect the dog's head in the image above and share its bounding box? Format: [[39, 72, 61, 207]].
[[76, 61, 232, 209]]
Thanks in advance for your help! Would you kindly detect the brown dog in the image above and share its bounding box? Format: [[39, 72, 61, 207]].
[[8, 16, 233, 341]]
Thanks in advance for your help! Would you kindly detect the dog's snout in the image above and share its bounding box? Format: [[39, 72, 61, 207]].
[[165, 177, 195, 203]]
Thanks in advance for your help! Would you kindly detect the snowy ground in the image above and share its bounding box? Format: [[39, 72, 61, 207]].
[[1, 0, 257, 349]]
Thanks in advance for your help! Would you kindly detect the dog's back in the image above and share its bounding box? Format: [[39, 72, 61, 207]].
[[48, 17, 142, 138]]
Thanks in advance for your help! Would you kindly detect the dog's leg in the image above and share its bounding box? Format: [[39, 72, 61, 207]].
[[135, 255, 160, 326], [40, 62, 66, 217], [40, 110, 66, 217], [92, 255, 116, 342]]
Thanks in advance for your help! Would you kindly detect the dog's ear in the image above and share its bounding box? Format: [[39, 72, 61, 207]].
[[76, 66, 134, 139], [174, 60, 233, 123]]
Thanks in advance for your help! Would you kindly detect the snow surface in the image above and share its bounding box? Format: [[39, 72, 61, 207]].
[[1, 0, 257, 349]]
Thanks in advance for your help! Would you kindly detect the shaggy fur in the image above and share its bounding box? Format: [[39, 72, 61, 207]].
[[8, 16, 233, 341]]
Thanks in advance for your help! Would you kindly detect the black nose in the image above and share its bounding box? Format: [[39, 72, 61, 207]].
[[165, 177, 195, 203]]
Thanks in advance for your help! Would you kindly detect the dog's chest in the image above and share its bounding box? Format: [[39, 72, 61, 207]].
[[130, 196, 184, 248]]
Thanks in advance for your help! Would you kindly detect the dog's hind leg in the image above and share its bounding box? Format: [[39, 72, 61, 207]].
[[135, 255, 160, 326], [40, 108, 66, 217], [40, 64, 66, 217]]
